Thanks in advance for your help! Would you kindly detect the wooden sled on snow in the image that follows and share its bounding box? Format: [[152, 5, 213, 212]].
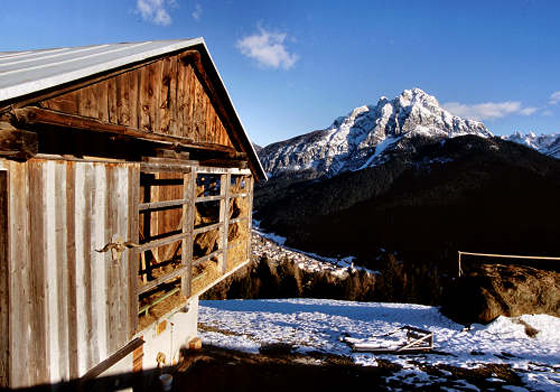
[[340, 326, 434, 354]]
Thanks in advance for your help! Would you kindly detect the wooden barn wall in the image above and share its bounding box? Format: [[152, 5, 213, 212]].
[[39, 55, 235, 148], [3, 158, 139, 388]]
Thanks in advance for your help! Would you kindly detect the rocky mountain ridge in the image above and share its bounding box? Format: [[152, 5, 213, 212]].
[[501, 131, 560, 158], [259, 88, 492, 178]]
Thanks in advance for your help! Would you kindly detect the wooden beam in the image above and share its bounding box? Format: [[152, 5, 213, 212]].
[[81, 338, 144, 380], [0, 122, 38, 160], [13, 107, 241, 154], [137, 266, 188, 295]]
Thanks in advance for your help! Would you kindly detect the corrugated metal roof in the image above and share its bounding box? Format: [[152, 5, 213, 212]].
[[0, 38, 203, 103]]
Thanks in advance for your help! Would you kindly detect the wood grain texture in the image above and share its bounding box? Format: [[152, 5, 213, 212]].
[[8, 162, 31, 388], [36, 54, 237, 149], [0, 170, 9, 388]]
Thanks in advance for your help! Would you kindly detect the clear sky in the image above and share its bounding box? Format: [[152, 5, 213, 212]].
[[1, 0, 559, 146]]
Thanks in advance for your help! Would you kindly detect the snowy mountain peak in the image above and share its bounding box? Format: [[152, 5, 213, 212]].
[[260, 88, 493, 178], [502, 131, 560, 158]]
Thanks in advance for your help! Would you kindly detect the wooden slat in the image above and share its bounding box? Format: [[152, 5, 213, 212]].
[[8, 162, 30, 388], [186, 64, 196, 138], [139, 198, 189, 211], [138, 266, 188, 295], [139, 64, 157, 131], [107, 77, 117, 124], [82, 163, 96, 369], [193, 222, 221, 236], [0, 171, 8, 388], [54, 161, 69, 381], [78, 83, 97, 118], [28, 161, 48, 384], [136, 232, 188, 252], [128, 70, 140, 129], [168, 56, 178, 136], [193, 249, 223, 266], [65, 161, 79, 379], [196, 195, 223, 203], [95, 81, 109, 122], [220, 173, 231, 272], [194, 73, 206, 142], [159, 57, 172, 134], [176, 57, 186, 138], [116, 166, 130, 349]]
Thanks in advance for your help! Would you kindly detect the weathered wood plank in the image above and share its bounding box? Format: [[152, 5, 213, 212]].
[[27, 160, 48, 384], [8, 162, 30, 388], [107, 77, 117, 124], [139, 63, 159, 131], [116, 166, 130, 349], [176, 59, 187, 138], [54, 161, 69, 381], [186, 65, 196, 139], [168, 56, 178, 136], [128, 71, 139, 129], [159, 57, 172, 134], [43, 161, 61, 382], [95, 81, 109, 122], [0, 170, 9, 388], [78, 83, 97, 118], [194, 74, 206, 143], [82, 163, 95, 369], [65, 161, 79, 379]]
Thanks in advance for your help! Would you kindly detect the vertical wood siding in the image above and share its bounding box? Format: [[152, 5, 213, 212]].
[[4, 159, 139, 388], [40, 55, 235, 149]]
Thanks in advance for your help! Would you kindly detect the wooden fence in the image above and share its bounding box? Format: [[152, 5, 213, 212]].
[[457, 251, 560, 277]]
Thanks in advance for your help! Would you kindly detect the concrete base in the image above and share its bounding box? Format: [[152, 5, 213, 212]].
[[140, 296, 199, 369]]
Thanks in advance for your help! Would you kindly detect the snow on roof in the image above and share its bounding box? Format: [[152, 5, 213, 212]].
[[0, 38, 204, 103], [0, 38, 267, 180]]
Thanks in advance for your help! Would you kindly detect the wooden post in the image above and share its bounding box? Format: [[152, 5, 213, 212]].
[[182, 169, 195, 297], [219, 172, 231, 273], [246, 175, 254, 263], [458, 251, 463, 277]]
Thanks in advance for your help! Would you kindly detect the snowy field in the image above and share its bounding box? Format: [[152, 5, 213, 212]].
[[199, 298, 560, 391]]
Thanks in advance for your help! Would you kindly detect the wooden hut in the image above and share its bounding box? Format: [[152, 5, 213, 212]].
[[0, 38, 266, 388]]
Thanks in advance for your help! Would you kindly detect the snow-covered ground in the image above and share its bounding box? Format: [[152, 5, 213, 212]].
[[199, 298, 560, 391]]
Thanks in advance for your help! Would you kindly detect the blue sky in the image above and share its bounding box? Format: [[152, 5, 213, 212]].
[[1, 0, 559, 146]]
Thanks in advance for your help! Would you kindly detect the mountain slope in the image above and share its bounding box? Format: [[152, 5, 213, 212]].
[[255, 135, 560, 271], [259, 88, 492, 178]]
